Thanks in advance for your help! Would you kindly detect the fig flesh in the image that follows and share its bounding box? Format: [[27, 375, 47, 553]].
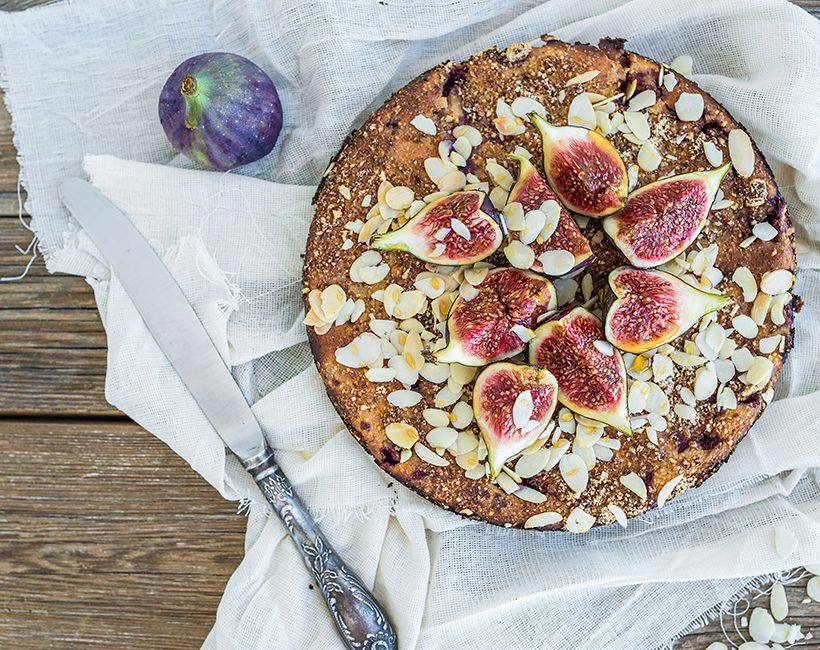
[[372, 191, 502, 265], [506, 153, 594, 276], [529, 307, 631, 434], [602, 165, 730, 267], [435, 268, 557, 366], [473, 361, 558, 479], [604, 267, 731, 353], [159, 53, 283, 171], [529, 113, 627, 218]]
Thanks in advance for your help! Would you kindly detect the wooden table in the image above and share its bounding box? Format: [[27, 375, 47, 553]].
[[0, 1, 818, 647]]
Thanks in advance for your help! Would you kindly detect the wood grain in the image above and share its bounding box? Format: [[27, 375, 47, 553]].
[[0, 0, 817, 648], [0, 420, 246, 649]]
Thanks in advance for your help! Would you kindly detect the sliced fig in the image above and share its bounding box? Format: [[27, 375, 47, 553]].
[[505, 153, 594, 276], [604, 267, 731, 353], [529, 307, 631, 434], [602, 165, 730, 267], [473, 361, 558, 479], [529, 112, 627, 218], [372, 190, 502, 265], [435, 267, 556, 366]]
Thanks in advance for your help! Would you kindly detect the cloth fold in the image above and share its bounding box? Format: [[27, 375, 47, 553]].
[[2, 0, 820, 647]]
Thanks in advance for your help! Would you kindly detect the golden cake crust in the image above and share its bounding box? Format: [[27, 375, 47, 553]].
[[303, 37, 797, 529]]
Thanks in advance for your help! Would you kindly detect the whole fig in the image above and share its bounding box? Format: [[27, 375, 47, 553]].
[[159, 52, 283, 171]]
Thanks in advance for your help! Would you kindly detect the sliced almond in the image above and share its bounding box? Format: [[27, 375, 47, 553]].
[[773, 525, 798, 559], [759, 335, 782, 355], [731, 266, 757, 302], [619, 472, 647, 500], [732, 314, 759, 339], [770, 582, 789, 622], [637, 140, 661, 172], [511, 95, 547, 118], [452, 124, 483, 147], [624, 111, 651, 140], [414, 274, 447, 299], [335, 332, 382, 368], [388, 389, 422, 408], [438, 170, 467, 193], [410, 114, 437, 135], [423, 408, 450, 428], [515, 447, 550, 479], [567, 94, 596, 130], [743, 356, 774, 387], [728, 129, 755, 177], [538, 248, 575, 276], [607, 504, 628, 528], [559, 453, 589, 494], [751, 292, 772, 325], [393, 290, 426, 319], [674, 92, 704, 121], [426, 426, 458, 449], [385, 422, 419, 449], [514, 486, 547, 504], [703, 140, 724, 167], [752, 221, 778, 241], [358, 264, 390, 285], [731, 347, 755, 372], [486, 159, 515, 190], [434, 385, 463, 408], [464, 266, 489, 286], [450, 363, 477, 385], [504, 240, 536, 269], [770, 293, 791, 326], [424, 157, 455, 184], [502, 201, 526, 231], [669, 55, 693, 76], [414, 442, 449, 467], [524, 511, 562, 529], [449, 401, 474, 429], [717, 386, 737, 410], [564, 70, 600, 86], [419, 362, 450, 384], [760, 269, 794, 295], [657, 474, 685, 508], [628, 89, 656, 112], [565, 507, 595, 533], [652, 353, 674, 382], [674, 403, 697, 422], [385, 186, 415, 210], [365, 367, 396, 383]]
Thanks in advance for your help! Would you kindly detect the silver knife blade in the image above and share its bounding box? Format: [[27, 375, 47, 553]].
[[59, 177, 266, 461]]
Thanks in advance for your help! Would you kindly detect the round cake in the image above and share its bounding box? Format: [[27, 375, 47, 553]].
[[302, 37, 797, 531]]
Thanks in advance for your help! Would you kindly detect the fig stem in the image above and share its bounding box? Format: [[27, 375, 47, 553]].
[[180, 75, 204, 129], [180, 75, 198, 97]]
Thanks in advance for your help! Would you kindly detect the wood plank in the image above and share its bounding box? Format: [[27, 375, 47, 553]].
[[0, 420, 243, 516], [0, 575, 228, 649], [0, 216, 114, 417], [0, 419, 246, 649]]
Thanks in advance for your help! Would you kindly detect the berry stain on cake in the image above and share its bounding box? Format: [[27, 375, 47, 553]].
[[302, 37, 798, 531]]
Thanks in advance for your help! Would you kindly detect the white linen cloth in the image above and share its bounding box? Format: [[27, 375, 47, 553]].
[[1, 0, 820, 647]]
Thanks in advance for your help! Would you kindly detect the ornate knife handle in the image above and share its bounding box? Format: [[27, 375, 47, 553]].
[[242, 446, 397, 650]]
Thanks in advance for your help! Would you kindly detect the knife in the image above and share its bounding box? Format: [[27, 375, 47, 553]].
[[59, 177, 397, 650]]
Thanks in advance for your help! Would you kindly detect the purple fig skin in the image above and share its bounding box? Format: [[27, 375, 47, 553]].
[[158, 52, 283, 171]]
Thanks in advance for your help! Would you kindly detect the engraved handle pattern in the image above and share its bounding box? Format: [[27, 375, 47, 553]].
[[244, 447, 397, 650]]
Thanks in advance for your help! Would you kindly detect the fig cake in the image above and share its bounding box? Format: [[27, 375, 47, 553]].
[[302, 37, 797, 531]]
